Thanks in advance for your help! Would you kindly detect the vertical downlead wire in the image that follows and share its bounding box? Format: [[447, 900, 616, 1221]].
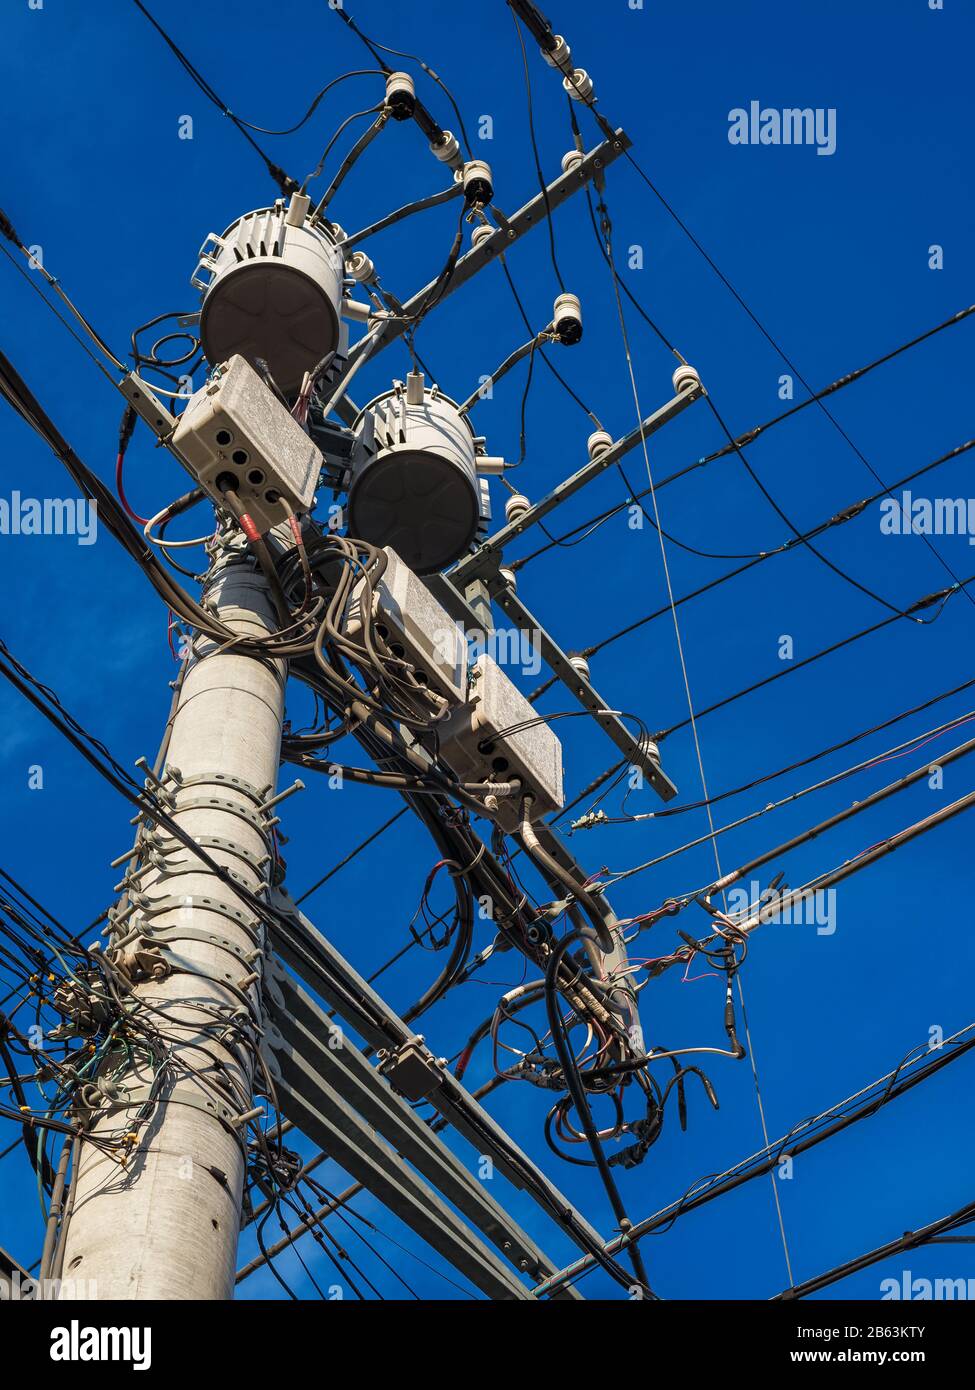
[[595, 192, 796, 1285]]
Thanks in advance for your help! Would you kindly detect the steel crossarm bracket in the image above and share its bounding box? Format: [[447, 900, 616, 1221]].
[[340, 130, 632, 375], [448, 381, 705, 589], [262, 1025, 531, 1300], [263, 954, 583, 1297], [484, 579, 678, 802], [265, 888, 609, 1260], [0, 1244, 30, 1294]]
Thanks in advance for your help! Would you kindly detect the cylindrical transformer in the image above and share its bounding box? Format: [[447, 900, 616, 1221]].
[[192, 203, 344, 395], [348, 383, 481, 575]]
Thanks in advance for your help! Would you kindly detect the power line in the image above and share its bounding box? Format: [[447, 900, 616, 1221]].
[[614, 145, 975, 612], [130, 0, 300, 194], [522, 437, 975, 711], [534, 1020, 975, 1296], [771, 1198, 975, 1301]]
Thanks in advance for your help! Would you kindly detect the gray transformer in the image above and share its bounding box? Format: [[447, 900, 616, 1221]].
[[347, 382, 482, 575], [192, 203, 345, 395]]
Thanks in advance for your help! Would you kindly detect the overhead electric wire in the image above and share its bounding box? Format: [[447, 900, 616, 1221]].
[[770, 1198, 975, 1301], [611, 145, 975, 613], [648, 573, 972, 746], [598, 713, 975, 885], [605, 735, 975, 906], [597, 183, 794, 1283], [533, 1021, 975, 1297], [130, 0, 299, 194], [295, 809, 408, 906], [523, 440, 975, 713], [6, 6, 972, 1302], [542, 40, 975, 610], [327, 2, 472, 156], [512, 434, 975, 573], [582, 680, 975, 828], [511, 10, 566, 293]]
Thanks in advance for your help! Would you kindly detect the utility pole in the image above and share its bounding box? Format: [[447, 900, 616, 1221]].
[[58, 539, 284, 1300]]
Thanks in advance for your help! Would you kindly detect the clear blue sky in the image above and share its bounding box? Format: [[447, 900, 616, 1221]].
[[1, 0, 973, 1300]]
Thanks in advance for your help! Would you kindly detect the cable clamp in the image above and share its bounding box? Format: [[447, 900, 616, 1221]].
[[377, 1035, 445, 1102]]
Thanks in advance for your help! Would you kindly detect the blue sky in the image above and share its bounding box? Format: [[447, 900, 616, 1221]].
[[1, 0, 973, 1300]]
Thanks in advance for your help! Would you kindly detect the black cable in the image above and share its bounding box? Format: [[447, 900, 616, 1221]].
[[618, 145, 975, 613], [511, 10, 566, 292], [328, 3, 470, 154], [130, 0, 299, 194], [543, 930, 655, 1296], [513, 437, 975, 573], [592, 186, 916, 620]]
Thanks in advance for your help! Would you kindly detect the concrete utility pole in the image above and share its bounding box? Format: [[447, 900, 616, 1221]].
[[59, 540, 284, 1300]]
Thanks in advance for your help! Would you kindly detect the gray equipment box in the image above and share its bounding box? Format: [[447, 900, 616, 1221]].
[[346, 547, 467, 707], [172, 354, 321, 533], [438, 653, 564, 831]]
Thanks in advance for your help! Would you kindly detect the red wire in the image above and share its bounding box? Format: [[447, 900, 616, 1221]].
[[115, 448, 149, 526]]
